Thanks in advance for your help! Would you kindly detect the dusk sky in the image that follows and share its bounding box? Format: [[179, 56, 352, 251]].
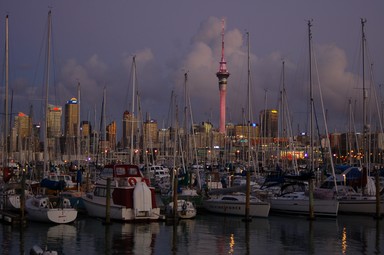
[[1, 1, 384, 138]]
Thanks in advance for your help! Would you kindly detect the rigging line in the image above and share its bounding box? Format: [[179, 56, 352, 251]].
[[366, 63, 383, 133], [313, 49, 337, 188]]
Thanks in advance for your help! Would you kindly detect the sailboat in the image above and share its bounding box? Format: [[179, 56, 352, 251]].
[[25, 10, 78, 224], [267, 20, 339, 217], [314, 19, 383, 216], [204, 30, 270, 218]]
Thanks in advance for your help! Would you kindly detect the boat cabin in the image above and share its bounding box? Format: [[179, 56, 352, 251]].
[[100, 164, 143, 179]]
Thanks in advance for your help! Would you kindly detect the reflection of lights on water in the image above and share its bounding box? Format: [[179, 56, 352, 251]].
[[342, 227, 347, 254], [229, 233, 235, 254]]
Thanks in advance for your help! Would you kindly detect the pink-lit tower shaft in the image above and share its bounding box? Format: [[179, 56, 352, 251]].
[[216, 20, 230, 134]]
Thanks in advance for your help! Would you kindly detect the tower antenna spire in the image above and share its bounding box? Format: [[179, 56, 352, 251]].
[[221, 19, 225, 59], [218, 19, 228, 73]]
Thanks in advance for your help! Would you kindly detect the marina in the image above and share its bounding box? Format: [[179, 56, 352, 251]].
[[1, 1, 384, 254]]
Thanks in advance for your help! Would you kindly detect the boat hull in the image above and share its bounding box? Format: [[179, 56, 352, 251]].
[[25, 197, 78, 224], [338, 199, 384, 215], [203, 200, 270, 217], [166, 200, 197, 219], [82, 197, 161, 221], [82, 182, 162, 222], [269, 198, 339, 217]]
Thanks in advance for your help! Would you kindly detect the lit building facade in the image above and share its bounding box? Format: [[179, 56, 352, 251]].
[[122, 111, 138, 149], [47, 104, 62, 138], [64, 98, 79, 137], [107, 121, 117, 151], [259, 109, 278, 138]]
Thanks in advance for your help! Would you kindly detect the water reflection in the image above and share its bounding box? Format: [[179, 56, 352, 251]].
[[0, 214, 382, 254]]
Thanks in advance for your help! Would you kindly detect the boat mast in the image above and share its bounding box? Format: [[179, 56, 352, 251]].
[[361, 18, 369, 171], [43, 10, 52, 175], [3, 15, 9, 168], [244, 31, 251, 221], [183, 72, 189, 168], [130, 56, 136, 164], [307, 19, 315, 220], [77, 82, 81, 166], [308, 19, 314, 174]]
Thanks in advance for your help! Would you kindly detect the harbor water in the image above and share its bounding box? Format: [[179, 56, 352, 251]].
[[0, 212, 383, 255]]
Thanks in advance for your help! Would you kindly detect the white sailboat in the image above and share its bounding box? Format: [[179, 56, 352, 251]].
[[25, 11, 78, 224], [165, 199, 197, 219], [314, 19, 383, 216], [268, 20, 339, 217], [204, 30, 270, 218]]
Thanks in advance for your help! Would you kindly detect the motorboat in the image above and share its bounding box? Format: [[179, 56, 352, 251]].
[[82, 164, 163, 222], [203, 192, 270, 218]]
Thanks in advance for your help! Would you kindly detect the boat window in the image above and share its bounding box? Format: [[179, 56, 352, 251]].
[[115, 167, 126, 176], [222, 197, 237, 201], [128, 167, 138, 175], [100, 168, 114, 178], [94, 187, 107, 197]]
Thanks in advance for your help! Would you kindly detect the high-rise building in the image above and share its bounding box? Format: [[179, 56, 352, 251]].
[[47, 104, 62, 138], [216, 20, 230, 134], [64, 98, 79, 157], [80, 121, 91, 155], [143, 119, 158, 144], [15, 112, 31, 138], [259, 109, 278, 138], [122, 111, 137, 149], [13, 112, 32, 151], [81, 121, 91, 138], [107, 121, 117, 151], [64, 98, 79, 137]]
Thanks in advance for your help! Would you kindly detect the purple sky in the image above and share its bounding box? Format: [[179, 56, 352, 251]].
[[1, 0, 384, 138]]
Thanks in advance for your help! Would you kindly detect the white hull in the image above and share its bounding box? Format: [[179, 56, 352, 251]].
[[83, 198, 161, 221], [82, 182, 161, 222], [166, 200, 197, 219], [269, 197, 339, 217], [203, 194, 270, 218], [338, 198, 384, 215], [25, 196, 78, 224]]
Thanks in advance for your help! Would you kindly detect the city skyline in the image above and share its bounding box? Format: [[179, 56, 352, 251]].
[[1, 1, 384, 137]]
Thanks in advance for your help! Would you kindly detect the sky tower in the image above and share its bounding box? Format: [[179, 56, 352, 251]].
[[216, 19, 230, 134]]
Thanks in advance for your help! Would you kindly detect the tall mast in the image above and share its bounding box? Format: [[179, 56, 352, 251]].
[[245, 31, 251, 221], [308, 19, 314, 173], [361, 18, 369, 169], [307, 19, 315, 220], [3, 15, 9, 167], [130, 56, 136, 164], [183, 72, 189, 167], [43, 10, 52, 175], [77, 82, 81, 165]]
